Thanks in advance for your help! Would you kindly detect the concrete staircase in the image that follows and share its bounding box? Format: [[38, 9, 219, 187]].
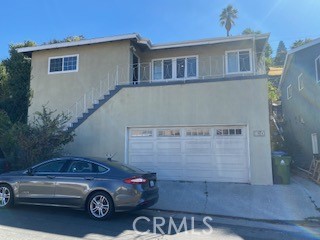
[[67, 86, 122, 131]]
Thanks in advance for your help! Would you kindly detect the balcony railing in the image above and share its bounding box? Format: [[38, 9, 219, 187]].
[[65, 52, 266, 127]]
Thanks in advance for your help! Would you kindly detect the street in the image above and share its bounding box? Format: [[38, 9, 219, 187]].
[[0, 205, 318, 240]]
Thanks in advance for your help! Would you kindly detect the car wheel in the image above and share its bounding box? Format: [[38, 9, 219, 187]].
[[0, 184, 14, 208], [87, 191, 114, 220]]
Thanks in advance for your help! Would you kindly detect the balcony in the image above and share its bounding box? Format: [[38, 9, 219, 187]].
[[116, 52, 266, 85], [65, 52, 266, 127]]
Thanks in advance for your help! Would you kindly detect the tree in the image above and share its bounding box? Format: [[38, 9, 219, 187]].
[[242, 28, 273, 67], [291, 38, 312, 49], [1, 41, 36, 124], [219, 5, 238, 37], [242, 28, 261, 35], [274, 41, 287, 67], [44, 35, 85, 45], [0, 106, 75, 169]]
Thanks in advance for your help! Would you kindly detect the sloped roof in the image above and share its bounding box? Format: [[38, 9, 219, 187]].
[[17, 33, 270, 54], [279, 37, 320, 87]]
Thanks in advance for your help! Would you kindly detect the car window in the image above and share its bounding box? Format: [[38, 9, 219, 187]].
[[34, 160, 66, 173], [67, 160, 108, 173]]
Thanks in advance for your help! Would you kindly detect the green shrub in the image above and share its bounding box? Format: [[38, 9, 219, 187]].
[[0, 106, 75, 169]]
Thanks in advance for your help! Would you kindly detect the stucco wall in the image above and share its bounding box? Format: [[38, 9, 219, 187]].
[[66, 79, 272, 185], [29, 40, 131, 116]]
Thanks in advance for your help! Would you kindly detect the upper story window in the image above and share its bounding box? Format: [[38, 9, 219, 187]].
[[48, 54, 79, 74], [298, 73, 304, 91], [287, 84, 292, 100], [315, 56, 320, 83], [226, 50, 252, 74], [152, 56, 198, 81]]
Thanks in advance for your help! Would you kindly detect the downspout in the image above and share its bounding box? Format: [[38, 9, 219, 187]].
[[252, 35, 256, 75]]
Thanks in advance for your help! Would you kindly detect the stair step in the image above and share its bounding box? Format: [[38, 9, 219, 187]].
[[67, 85, 123, 131]]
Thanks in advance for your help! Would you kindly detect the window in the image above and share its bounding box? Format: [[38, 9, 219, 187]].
[[34, 160, 66, 173], [216, 128, 242, 136], [226, 50, 251, 74], [287, 84, 292, 100], [298, 73, 304, 91], [49, 55, 78, 74], [316, 56, 320, 83], [67, 160, 108, 173], [157, 129, 181, 137], [131, 129, 153, 137], [152, 56, 198, 80], [186, 128, 211, 136]]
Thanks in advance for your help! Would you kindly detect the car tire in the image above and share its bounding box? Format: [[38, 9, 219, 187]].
[[0, 184, 14, 208], [87, 191, 114, 220]]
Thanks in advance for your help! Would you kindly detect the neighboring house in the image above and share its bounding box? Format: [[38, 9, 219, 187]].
[[18, 33, 272, 185], [279, 38, 320, 169]]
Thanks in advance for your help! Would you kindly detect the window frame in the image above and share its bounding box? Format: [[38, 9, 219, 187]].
[[185, 128, 211, 137], [315, 55, 320, 83], [48, 54, 79, 74], [32, 159, 67, 174], [66, 160, 109, 174], [216, 128, 243, 136], [287, 84, 292, 100], [157, 128, 181, 137], [131, 129, 153, 137], [151, 55, 198, 81], [225, 49, 253, 74], [298, 73, 304, 91]]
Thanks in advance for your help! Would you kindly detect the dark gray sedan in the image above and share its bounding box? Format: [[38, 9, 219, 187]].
[[0, 157, 159, 220]]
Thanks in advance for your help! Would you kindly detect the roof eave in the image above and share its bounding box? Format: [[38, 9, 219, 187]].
[[17, 33, 139, 54]]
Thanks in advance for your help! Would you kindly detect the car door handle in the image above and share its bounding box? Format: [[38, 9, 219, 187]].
[[47, 175, 56, 179], [84, 177, 94, 181]]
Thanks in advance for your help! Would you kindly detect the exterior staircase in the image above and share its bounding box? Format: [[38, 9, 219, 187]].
[[66, 85, 122, 131]]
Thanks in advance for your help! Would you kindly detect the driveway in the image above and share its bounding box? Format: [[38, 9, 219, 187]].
[[151, 175, 320, 221]]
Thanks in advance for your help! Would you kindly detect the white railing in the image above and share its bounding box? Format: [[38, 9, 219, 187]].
[[65, 52, 266, 128]]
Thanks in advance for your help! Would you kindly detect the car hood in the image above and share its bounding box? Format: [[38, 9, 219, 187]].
[[0, 170, 25, 177]]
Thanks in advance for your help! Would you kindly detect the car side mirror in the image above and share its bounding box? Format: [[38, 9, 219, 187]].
[[27, 168, 34, 176]]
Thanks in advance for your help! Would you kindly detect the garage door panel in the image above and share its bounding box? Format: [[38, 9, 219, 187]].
[[185, 141, 212, 153], [157, 141, 182, 153], [185, 155, 212, 165], [157, 155, 183, 163], [214, 155, 248, 165], [129, 142, 154, 152], [129, 155, 155, 166], [128, 126, 249, 183]]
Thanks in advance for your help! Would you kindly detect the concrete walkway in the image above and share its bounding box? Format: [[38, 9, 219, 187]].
[[151, 175, 320, 221]]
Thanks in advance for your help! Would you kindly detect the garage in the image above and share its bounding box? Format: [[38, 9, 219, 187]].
[[127, 126, 249, 183]]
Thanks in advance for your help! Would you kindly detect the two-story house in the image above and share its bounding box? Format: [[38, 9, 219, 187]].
[[18, 33, 272, 185], [279, 38, 320, 169]]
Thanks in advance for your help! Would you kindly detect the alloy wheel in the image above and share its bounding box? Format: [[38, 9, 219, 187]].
[[0, 186, 11, 207], [89, 195, 110, 218]]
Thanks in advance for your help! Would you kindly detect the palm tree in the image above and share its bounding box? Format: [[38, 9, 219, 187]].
[[219, 5, 238, 37]]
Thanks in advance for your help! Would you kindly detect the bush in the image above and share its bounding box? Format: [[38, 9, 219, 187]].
[[0, 106, 75, 169]]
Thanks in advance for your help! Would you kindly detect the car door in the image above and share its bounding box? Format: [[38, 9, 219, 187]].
[[54, 159, 109, 207], [18, 159, 67, 204]]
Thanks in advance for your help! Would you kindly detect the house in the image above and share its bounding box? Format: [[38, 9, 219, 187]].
[[18, 33, 272, 185], [279, 38, 320, 169]]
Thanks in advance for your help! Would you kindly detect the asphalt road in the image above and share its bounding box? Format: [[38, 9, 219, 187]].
[[0, 205, 319, 240]]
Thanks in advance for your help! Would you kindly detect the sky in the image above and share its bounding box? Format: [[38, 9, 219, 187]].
[[1, 0, 320, 59]]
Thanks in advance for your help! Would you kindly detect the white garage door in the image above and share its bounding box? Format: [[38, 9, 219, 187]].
[[128, 126, 249, 183]]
